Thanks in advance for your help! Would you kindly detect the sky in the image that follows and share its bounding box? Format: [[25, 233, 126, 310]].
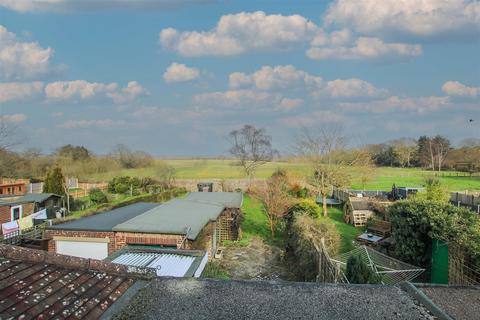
[[0, 0, 479, 156]]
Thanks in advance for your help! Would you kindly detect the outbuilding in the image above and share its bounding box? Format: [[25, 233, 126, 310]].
[[45, 192, 243, 260]]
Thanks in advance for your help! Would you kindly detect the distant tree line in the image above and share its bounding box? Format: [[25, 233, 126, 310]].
[[366, 136, 480, 173], [0, 143, 155, 181]]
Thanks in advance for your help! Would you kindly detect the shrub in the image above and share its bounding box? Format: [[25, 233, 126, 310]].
[[388, 199, 480, 269], [89, 188, 108, 204], [289, 199, 321, 219], [345, 254, 382, 284], [108, 176, 142, 194], [286, 214, 340, 281], [289, 184, 309, 198], [415, 177, 450, 203]]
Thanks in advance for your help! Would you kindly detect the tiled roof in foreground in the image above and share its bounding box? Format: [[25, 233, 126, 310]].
[[0, 245, 153, 320]]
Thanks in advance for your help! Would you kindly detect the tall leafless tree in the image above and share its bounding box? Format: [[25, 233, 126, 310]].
[[391, 138, 417, 167], [294, 126, 351, 216], [228, 125, 276, 183], [431, 135, 451, 172], [0, 117, 19, 151]]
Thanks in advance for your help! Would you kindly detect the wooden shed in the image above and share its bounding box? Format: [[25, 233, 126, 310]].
[[344, 198, 374, 227]]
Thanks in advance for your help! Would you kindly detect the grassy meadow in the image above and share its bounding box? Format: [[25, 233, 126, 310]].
[[85, 159, 480, 191]]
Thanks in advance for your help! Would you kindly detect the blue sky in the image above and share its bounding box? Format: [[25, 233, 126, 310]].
[[0, 0, 479, 156]]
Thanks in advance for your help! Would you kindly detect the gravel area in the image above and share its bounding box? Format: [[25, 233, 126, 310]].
[[219, 237, 294, 280], [420, 285, 480, 320], [113, 278, 434, 320]]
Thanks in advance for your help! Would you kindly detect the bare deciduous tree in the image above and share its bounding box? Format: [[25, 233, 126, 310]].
[[294, 126, 351, 216], [391, 138, 417, 167], [431, 135, 450, 172], [253, 174, 292, 238], [0, 117, 19, 151], [228, 125, 276, 182]]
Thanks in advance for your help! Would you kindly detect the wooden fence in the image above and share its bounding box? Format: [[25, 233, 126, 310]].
[[450, 192, 480, 214], [68, 182, 108, 198]]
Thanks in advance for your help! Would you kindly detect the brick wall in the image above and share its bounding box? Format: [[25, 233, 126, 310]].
[[114, 232, 184, 251], [44, 230, 116, 255], [0, 202, 36, 226], [0, 206, 10, 225]]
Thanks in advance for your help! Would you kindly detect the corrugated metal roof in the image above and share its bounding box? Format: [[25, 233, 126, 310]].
[[184, 192, 243, 208], [112, 252, 196, 277], [112, 198, 224, 240]]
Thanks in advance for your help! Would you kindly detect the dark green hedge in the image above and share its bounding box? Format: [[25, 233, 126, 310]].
[[389, 199, 480, 269]]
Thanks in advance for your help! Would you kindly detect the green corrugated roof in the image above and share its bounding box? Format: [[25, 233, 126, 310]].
[[184, 192, 243, 208], [112, 198, 225, 240]]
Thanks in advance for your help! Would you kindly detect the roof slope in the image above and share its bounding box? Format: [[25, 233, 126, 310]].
[[112, 278, 433, 320], [184, 192, 243, 208], [48, 202, 159, 232], [351, 200, 371, 210], [0, 193, 60, 206], [113, 199, 224, 240], [0, 244, 151, 320]]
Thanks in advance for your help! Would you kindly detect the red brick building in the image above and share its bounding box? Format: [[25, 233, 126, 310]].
[[45, 192, 243, 260]]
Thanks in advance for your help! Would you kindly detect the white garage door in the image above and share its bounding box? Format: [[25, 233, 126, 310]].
[[56, 240, 108, 260]]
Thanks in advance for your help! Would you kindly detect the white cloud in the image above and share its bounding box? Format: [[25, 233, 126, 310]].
[[45, 80, 147, 104], [307, 37, 421, 60], [107, 81, 149, 104], [229, 65, 323, 91], [320, 78, 388, 98], [160, 11, 318, 56], [337, 95, 451, 113], [0, 81, 43, 102], [282, 111, 346, 127], [278, 98, 304, 111], [442, 81, 479, 97], [324, 0, 480, 40], [0, 25, 59, 80], [193, 89, 301, 113], [163, 62, 200, 83], [0, 113, 27, 123], [0, 0, 212, 13], [228, 65, 386, 99], [57, 118, 125, 129]]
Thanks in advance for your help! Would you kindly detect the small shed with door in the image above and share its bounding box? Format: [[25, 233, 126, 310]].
[[0, 193, 62, 229]]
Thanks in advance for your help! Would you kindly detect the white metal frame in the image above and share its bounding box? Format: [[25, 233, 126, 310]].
[[10, 205, 22, 221]]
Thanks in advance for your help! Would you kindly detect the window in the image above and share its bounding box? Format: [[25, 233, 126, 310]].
[[18, 186, 22, 192], [10, 206, 22, 221]]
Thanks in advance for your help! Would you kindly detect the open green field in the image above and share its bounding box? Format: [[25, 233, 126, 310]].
[[86, 159, 480, 191]]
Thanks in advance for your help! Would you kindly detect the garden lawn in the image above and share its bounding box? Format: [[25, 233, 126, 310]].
[[240, 195, 286, 247], [319, 207, 363, 254]]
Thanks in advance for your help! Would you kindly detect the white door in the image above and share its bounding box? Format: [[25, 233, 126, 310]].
[[56, 240, 108, 260]]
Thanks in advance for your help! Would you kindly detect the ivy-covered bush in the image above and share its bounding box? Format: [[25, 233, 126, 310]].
[[88, 188, 108, 204], [286, 214, 340, 281], [388, 199, 480, 269], [107, 176, 142, 194]]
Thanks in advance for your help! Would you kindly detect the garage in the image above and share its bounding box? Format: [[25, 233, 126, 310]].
[[55, 237, 109, 260]]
